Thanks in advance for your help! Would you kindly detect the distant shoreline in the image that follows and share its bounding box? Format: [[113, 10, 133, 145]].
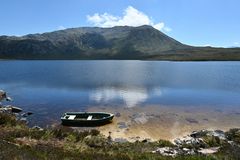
[[1, 58, 240, 62]]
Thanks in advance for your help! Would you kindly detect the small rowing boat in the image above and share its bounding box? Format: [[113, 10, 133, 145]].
[[61, 112, 114, 126]]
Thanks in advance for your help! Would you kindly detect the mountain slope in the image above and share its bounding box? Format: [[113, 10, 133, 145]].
[[0, 25, 239, 60]]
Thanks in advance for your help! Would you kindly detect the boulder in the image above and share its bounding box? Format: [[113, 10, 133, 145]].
[[152, 147, 178, 157], [198, 147, 220, 155]]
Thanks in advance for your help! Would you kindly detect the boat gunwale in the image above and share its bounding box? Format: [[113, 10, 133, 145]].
[[61, 112, 114, 122]]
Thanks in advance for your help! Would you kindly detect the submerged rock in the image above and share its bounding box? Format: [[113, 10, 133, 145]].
[[131, 113, 154, 124], [115, 112, 121, 117], [185, 118, 199, 124], [117, 122, 128, 129]]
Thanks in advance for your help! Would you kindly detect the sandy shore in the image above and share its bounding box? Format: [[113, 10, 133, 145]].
[[86, 105, 240, 142]]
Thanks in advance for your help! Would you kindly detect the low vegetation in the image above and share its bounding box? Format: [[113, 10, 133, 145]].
[[0, 113, 240, 159]]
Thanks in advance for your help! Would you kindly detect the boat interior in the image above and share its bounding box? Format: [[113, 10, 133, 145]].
[[63, 113, 110, 120]]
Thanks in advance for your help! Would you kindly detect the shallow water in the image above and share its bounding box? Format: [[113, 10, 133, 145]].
[[1, 60, 240, 126]]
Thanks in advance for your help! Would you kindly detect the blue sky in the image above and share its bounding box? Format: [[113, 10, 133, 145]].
[[0, 0, 239, 47]]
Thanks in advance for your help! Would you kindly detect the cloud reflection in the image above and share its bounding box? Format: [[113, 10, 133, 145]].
[[90, 87, 149, 108]]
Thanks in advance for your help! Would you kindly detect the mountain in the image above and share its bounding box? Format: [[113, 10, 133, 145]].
[[0, 25, 240, 60]]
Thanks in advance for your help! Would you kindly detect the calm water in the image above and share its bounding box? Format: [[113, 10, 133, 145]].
[[1, 60, 240, 126]]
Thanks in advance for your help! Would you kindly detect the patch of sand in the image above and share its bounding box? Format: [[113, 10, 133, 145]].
[[87, 105, 240, 141]]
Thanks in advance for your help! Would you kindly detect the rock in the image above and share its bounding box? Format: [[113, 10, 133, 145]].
[[114, 138, 128, 143], [173, 134, 207, 151], [32, 125, 44, 131], [181, 148, 195, 155], [0, 106, 12, 113], [10, 106, 23, 113], [165, 129, 237, 156], [198, 147, 220, 155], [190, 130, 208, 138], [19, 117, 28, 124], [182, 148, 189, 152], [152, 147, 178, 157], [174, 136, 205, 146], [0, 90, 12, 102], [174, 138, 182, 145], [142, 138, 151, 143], [207, 130, 226, 140], [0, 105, 23, 113], [21, 112, 33, 117], [190, 129, 226, 140]]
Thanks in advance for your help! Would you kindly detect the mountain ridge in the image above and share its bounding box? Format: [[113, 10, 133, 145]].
[[0, 25, 240, 60]]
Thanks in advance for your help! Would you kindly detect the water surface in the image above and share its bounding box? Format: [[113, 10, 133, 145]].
[[1, 60, 240, 126]]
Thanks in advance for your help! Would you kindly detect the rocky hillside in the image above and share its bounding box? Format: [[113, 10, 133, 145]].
[[0, 25, 240, 60]]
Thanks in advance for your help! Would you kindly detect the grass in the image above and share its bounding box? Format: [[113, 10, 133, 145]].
[[0, 112, 240, 159]]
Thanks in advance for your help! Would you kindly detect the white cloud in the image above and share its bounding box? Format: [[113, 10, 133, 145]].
[[234, 42, 240, 46], [57, 26, 66, 30], [201, 44, 224, 47], [201, 44, 235, 48], [153, 22, 165, 31], [87, 6, 171, 32], [163, 26, 172, 32], [203, 44, 212, 47]]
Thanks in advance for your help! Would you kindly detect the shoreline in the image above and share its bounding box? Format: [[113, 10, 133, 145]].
[[86, 105, 240, 142], [1, 59, 240, 62], [1, 111, 240, 159]]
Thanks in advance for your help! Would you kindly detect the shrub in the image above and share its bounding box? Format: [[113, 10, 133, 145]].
[[84, 135, 107, 148], [158, 139, 175, 147], [51, 126, 74, 140], [90, 129, 100, 136], [0, 113, 17, 126], [225, 128, 240, 144], [29, 129, 46, 140], [203, 136, 221, 147]]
